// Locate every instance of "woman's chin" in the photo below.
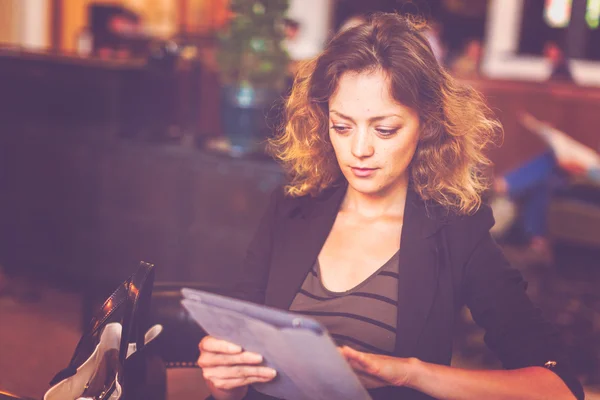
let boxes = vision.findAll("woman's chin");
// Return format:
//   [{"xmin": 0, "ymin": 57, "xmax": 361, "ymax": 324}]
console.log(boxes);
[{"xmin": 346, "ymin": 179, "xmax": 384, "ymax": 196}]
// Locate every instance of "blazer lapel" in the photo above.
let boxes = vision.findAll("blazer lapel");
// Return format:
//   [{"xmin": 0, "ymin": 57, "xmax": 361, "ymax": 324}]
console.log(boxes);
[
  {"xmin": 394, "ymin": 190, "xmax": 444, "ymax": 357},
  {"xmin": 265, "ymin": 185, "xmax": 346, "ymax": 310}
]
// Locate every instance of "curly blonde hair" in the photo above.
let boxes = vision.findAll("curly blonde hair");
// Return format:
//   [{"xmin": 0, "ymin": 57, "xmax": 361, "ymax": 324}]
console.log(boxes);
[{"xmin": 268, "ymin": 13, "xmax": 501, "ymax": 215}]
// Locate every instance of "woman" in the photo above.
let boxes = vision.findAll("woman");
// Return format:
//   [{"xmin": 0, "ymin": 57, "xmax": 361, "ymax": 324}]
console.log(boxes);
[{"xmin": 198, "ymin": 13, "xmax": 583, "ymax": 400}]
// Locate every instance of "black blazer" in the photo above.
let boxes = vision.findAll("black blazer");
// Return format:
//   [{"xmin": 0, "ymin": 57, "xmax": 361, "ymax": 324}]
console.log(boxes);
[{"xmin": 231, "ymin": 184, "xmax": 583, "ymax": 400}]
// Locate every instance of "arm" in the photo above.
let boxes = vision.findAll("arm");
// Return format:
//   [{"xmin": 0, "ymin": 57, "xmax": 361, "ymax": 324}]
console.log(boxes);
[
  {"xmin": 457, "ymin": 208, "xmax": 583, "ymax": 399},
  {"xmin": 408, "ymin": 360, "xmax": 575, "ymax": 400},
  {"xmin": 519, "ymin": 112, "xmax": 600, "ymax": 171},
  {"xmin": 341, "ymin": 347, "xmax": 576, "ymax": 400}
]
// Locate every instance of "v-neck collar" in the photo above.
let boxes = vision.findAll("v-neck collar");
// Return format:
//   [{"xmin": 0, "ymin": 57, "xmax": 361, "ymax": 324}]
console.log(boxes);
[{"xmin": 265, "ymin": 181, "xmax": 447, "ymax": 357}]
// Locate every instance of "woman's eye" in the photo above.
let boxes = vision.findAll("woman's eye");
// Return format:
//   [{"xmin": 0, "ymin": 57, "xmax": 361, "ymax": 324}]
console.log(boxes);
[
  {"xmin": 376, "ymin": 128, "xmax": 399, "ymax": 136},
  {"xmin": 331, "ymin": 125, "xmax": 350, "ymax": 134}
]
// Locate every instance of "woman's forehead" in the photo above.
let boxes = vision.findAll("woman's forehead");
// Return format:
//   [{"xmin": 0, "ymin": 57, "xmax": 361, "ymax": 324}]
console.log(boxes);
[{"xmin": 328, "ymin": 71, "xmax": 415, "ymax": 119}]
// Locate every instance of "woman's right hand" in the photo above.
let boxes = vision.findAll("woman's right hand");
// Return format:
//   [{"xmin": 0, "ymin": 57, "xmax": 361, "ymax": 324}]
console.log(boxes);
[{"xmin": 197, "ymin": 336, "xmax": 277, "ymax": 400}]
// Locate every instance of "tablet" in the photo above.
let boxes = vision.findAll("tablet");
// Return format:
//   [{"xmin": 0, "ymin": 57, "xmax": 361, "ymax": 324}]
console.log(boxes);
[{"xmin": 181, "ymin": 288, "xmax": 372, "ymax": 400}]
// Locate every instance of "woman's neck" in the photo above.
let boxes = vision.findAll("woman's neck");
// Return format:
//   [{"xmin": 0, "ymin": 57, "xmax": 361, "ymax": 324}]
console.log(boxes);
[{"xmin": 341, "ymin": 177, "xmax": 409, "ymax": 219}]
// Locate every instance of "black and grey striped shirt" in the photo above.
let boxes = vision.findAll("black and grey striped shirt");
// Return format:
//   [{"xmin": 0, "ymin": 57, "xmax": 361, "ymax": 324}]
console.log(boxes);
[{"xmin": 289, "ymin": 251, "xmax": 399, "ymax": 355}]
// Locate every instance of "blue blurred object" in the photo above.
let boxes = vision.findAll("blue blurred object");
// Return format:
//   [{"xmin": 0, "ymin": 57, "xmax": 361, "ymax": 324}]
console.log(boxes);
[
  {"xmin": 588, "ymin": 167, "xmax": 600, "ymax": 183},
  {"xmin": 504, "ymin": 151, "xmax": 566, "ymax": 238},
  {"xmin": 220, "ymin": 84, "xmax": 279, "ymax": 157}
]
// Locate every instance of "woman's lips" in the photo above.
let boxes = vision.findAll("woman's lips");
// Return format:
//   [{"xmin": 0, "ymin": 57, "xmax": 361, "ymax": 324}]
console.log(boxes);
[{"xmin": 351, "ymin": 167, "xmax": 377, "ymax": 178}]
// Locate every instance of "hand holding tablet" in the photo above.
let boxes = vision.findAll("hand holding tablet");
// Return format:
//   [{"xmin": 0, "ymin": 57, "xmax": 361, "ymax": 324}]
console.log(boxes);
[{"xmin": 181, "ymin": 288, "xmax": 372, "ymax": 400}]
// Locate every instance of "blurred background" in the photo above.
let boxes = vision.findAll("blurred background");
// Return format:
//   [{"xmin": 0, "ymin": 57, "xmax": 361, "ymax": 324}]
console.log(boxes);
[{"xmin": 0, "ymin": 0, "xmax": 599, "ymax": 399}]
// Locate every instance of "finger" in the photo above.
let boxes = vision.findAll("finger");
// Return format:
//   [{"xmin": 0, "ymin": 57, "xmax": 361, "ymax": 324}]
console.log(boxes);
[
  {"xmin": 198, "ymin": 351, "xmax": 263, "ymax": 368},
  {"xmin": 346, "ymin": 355, "xmax": 371, "ymax": 373},
  {"xmin": 340, "ymin": 345, "xmax": 361, "ymax": 357},
  {"xmin": 354, "ymin": 368, "xmax": 386, "ymax": 382},
  {"xmin": 209, "ymin": 374, "xmax": 276, "ymax": 390},
  {"xmin": 340, "ymin": 347, "xmax": 358, "ymax": 364},
  {"xmin": 355, "ymin": 371, "xmax": 388, "ymax": 389},
  {"xmin": 343, "ymin": 349, "xmax": 379, "ymax": 375},
  {"xmin": 347, "ymin": 358, "xmax": 389, "ymax": 389},
  {"xmin": 202, "ymin": 365, "xmax": 277, "ymax": 381},
  {"xmin": 199, "ymin": 336, "xmax": 242, "ymax": 354},
  {"xmin": 341, "ymin": 346, "xmax": 370, "ymax": 367}
]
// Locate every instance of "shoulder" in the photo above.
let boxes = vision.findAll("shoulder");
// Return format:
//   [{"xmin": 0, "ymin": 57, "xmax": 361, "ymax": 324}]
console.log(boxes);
[
  {"xmin": 433, "ymin": 202, "xmax": 496, "ymax": 256},
  {"xmin": 443, "ymin": 203, "xmax": 495, "ymax": 238},
  {"xmin": 266, "ymin": 186, "xmax": 303, "ymax": 218},
  {"xmin": 270, "ymin": 184, "xmax": 345, "ymax": 219},
  {"xmin": 433, "ymin": 204, "xmax": 505, "ymax": 291}
]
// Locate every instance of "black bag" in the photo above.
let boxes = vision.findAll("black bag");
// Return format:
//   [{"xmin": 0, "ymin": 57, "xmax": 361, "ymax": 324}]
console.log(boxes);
[
  {"xmin": 149, "ymin": 282, "xmax": 230, "ymax": 368},
  {"xmin": 44, "ymin": 261, "xmax": 166, "ymax": 400}
]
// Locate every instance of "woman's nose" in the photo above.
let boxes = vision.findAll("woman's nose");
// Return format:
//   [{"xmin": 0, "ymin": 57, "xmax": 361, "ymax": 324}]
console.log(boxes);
[{"xmin": 351, "ymin": 129, "xmax": 374, "ymax": 158}]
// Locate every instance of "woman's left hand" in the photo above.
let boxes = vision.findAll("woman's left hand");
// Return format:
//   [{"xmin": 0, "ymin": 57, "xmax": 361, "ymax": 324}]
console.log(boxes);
[{"xmin": 339, "ymin": 346, "xmax": 416, "ymax": 389}]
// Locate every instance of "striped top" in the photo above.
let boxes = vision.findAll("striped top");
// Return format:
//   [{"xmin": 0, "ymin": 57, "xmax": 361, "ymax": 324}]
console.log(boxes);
[{"xmin": 289, "ymin": 251, "xmax": 399, "ymax": 355}]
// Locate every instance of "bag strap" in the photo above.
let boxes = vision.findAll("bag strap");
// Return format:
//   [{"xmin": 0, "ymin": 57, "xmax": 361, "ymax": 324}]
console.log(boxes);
[
  {"xmin": 49, "ymin": 274, "xmax": 133, "ymax": 385},
  {"xmin": 48, "ymin": 262, "xmax": 155, "ymax": 386},
  {"xmin": 118, "ymin": 261, "xmax": 155, "ymax": 364}
]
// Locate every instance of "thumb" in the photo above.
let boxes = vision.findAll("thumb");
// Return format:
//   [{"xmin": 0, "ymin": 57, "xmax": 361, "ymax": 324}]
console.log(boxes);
[
  {"xmin": 341, "ymin": 347, "xmax": 373, "ymax": 369},
  {"xmin": 340, "ymin": 345, "xmax": 361, "ymax": 359}
]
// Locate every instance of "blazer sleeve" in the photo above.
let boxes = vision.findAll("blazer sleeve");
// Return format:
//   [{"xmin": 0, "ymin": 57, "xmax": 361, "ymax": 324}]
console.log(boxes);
[
  {"xmin": 231, "ymin": 187, "xmax": 281, "ymax": 304},
  {"xmin": 462, "ymin": 206, "xmax": 584, "ymax": 400}
]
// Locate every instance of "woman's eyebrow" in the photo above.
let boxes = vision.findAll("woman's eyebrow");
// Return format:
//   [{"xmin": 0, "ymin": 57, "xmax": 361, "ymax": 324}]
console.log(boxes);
[{"xmin": 330, "ymin": 110, "xmax": 402, "ymax": 123}]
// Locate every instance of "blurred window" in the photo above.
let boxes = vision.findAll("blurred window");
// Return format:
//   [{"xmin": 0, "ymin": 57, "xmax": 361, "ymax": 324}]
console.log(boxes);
[
  {"xmin": 587, "ymin": 0, "xmax": 600, "ymax": 29},
  {"xmin": 520, "ymin": 0, "xmax": 600, "ymax": 61},
  {"xmin": 544, "ymin": 0, "xmax": 572, "ymax": 28}
]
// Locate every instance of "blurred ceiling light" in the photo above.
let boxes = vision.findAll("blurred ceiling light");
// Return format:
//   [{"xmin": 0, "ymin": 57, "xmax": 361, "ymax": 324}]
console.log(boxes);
[
  {"xmin": 587, "ymin": 0, "xmax": 600, "ymax": 28},
  {"xmin": 544, "ymin": 0, "xmax": 573, "ymax": 28}
]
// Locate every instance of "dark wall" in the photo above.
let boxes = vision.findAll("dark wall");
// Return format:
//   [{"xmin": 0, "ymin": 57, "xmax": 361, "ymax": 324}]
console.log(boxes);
[{"xmin": 0, "ymin": 51, "xmax": 283, "ymax": 296}]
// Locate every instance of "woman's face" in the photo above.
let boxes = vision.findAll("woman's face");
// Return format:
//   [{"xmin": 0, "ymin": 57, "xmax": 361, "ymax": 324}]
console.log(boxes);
[{"xmin": 328, "ymin": 70, "xmax": 420, "ymax": 197}]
